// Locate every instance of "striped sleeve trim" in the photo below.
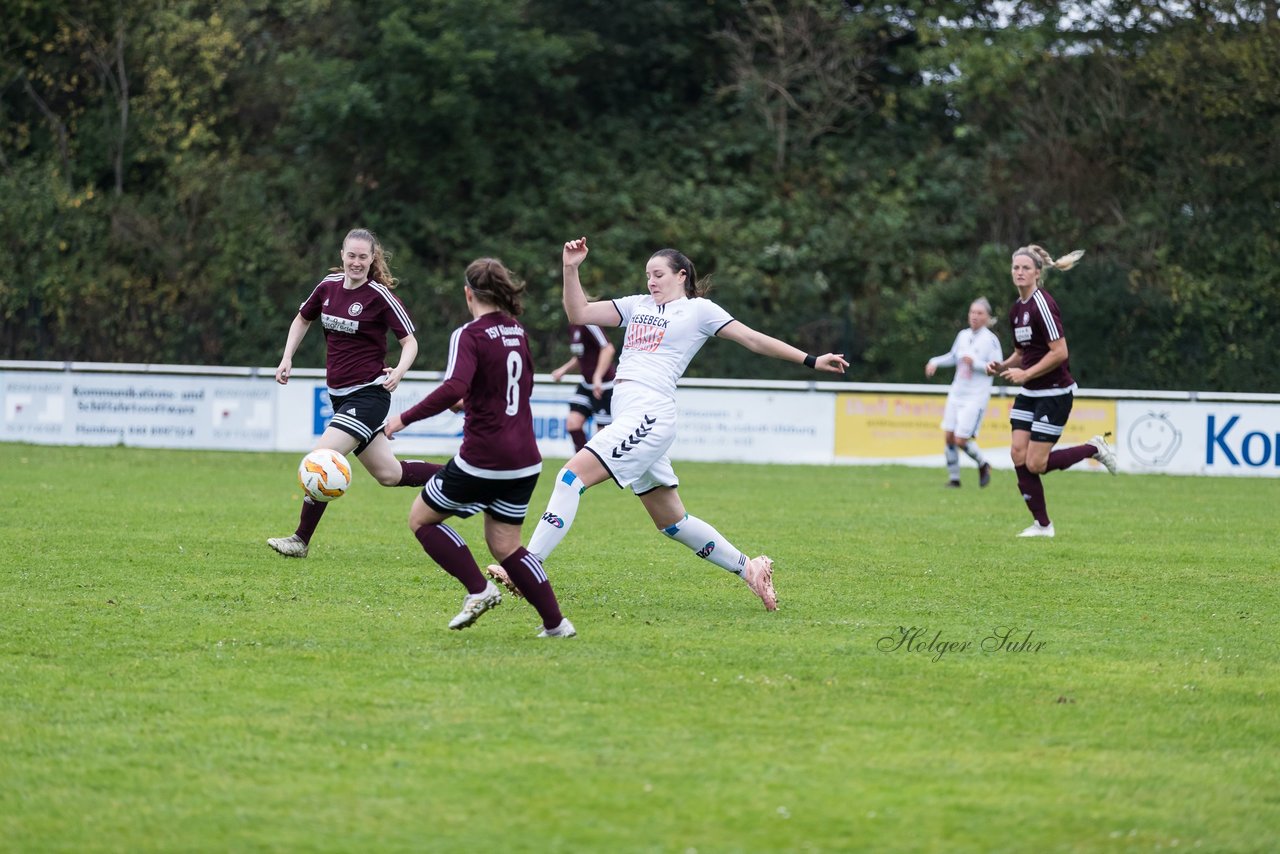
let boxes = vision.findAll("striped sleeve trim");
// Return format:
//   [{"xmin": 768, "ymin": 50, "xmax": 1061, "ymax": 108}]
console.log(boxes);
[
  {"xmin": 586, "ymin": 324, "xmax": 609, "ymax": 346},
  {"xmin": 370, "ymin": 281, "xmax": 416, "ymax": 334},
  {"xmin": 1032, "ymin": 289, "xmax": 1061, "ymax": 341},
  {"xmin": 299, "ymin": 275, "xmax": 341, "ymax": 313},
  {"xmin": 442, "ymin": 325, "xmax": 467, "ymax": 379}
]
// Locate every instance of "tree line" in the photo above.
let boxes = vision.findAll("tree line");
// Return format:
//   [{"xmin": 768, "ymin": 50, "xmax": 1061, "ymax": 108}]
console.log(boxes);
[{"xmin": 3, "ymin": 0, "xmax": 1277, "ymax": 391}]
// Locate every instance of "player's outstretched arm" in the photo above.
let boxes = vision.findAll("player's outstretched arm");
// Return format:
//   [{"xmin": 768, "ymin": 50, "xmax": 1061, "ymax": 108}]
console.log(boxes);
[
  {"xmin": 550, "ymin": 356, "xmax": 578, "ymax": 382},
  {"xmin": 562, "ymin": 236, "xmax": 622, "ymax": 327},
  {"xmin": 717, "ymin": 321, "xmax": 849, "ymax": 374}
]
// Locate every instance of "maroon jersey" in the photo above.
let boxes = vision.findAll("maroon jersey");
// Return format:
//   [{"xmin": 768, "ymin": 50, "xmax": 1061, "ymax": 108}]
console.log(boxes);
[
  {"xmin": 400, "ymin": 312, "xmax": 541, "ymax": 478},
  {"xmin": 569, "ymin": 324, "xmax": 616, "ymax": 384},
  {"xmin": 1009, "ymin": 287, "xmax": 1076, "ymax": 395},
  {"xmin": 298, "ymin": 273, "xmax": 416, "ymax": 393}
]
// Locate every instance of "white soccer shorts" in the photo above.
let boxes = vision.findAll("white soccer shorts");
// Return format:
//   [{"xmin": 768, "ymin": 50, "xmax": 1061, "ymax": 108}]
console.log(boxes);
[
  {"xmin": 585, "ymin": 382, "xmax": 679, "ymax": 494},
  {"xmin": 940, "ymin": 394, "xmax": 989, "ymax": 439}
]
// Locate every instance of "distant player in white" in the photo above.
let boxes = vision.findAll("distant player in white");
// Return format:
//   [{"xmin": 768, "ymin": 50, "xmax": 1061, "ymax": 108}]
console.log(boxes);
[
  {"xmin": 488, "ymin": 236, "xmax": 848, "ymax": 618},
  {"xmin": 925, "ymin": 297, "xmax": 1004, "ymax": 488}
]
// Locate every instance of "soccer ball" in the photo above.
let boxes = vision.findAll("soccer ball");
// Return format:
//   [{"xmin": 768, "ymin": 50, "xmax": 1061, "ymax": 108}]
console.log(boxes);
[{"xmin": 297, "ymin": 449, "xmax": 352, "ymax": 502}]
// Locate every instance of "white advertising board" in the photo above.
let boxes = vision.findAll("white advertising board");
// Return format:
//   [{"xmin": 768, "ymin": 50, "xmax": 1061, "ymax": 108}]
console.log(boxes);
[
  {"xmin": 667, "ymin": 387, "xmax": 835, "ymax": 464},
  {"xmin": 1117, "ymin": 400, "xmax": 1280, "ymax": 476},
  {"xmin": 1, "ymin": 371, "xmax": 275, "ymax": 450},
  {"xmin": 274, "ymin": 379, "xmax": 834, "ymax": 464},
  {"xmin": 5, "ymin": 365, "xmax": 1279, "ymax": 477}
]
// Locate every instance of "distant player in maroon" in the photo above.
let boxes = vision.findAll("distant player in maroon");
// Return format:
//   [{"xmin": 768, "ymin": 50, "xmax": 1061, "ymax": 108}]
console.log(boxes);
[
  {"xmin": 386, "ymin": 258, "xmax": 573, "ymax": 637},
  {"xmin": 1008, "ymin": 287, "xmax": 1075, "ymax": 393},
  {"xmin": 550, "ymin": 323, "xmax": 616, "ymax": 451},
  {"xmin": 986, "ymin": 244, "xmax": 1117, "ymax": 538},
  {"xmin": 267, "ymin": 228, "xmax": 440, "ymax": 559}
]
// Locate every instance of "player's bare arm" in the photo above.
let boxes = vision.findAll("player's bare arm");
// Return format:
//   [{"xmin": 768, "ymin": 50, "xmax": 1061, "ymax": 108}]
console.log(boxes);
[
  {"xmin": 275, "ymin": 314, "xmax": 313, "ymax": 384},
  {"xmin": 563, "ymin": 236, "xmax": 623, "ymax": 327},
  {"xmin": 593, "ymin": 343, "xmax": 616, "ymax": 396},
  {"xmin": 382, "ymin": 333, "xmax": 418, "ymax": 392},
  {"xmin": 716, "ymin": 321, "xmax": 849, "ymax": 374},
  {"xmin": 1001, "ymin": 337, "xmax": 1067, "ymax": 385},
  {"xmin": 987, "ymin": 348, "xmax": 1021, "ymax": 376},
  {"xmin": 551, "ymin": 356, "xmax": 578, "ymax": 382}
]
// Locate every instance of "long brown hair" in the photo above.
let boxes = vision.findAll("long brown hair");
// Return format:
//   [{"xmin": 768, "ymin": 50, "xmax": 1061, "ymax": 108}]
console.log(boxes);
[
  {"xmin": 333, "ymin": 228, "xmax": 397, "ymax": 288},
  {"xmin": 651, "ymin": 248, "xmax": 711, "ymax": 298},
  {"xmin": 464, "ymin": 257, "xmax": 526, "ymax": 316}
]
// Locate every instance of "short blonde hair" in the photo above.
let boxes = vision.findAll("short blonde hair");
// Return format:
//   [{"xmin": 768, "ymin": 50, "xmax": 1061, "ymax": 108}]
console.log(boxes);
[{"xmin": 971, "ymin": 296, "xmax": 997, "ymax": 328}]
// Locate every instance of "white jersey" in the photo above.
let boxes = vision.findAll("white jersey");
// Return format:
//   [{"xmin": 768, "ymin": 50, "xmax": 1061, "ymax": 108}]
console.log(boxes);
[
  {"xmin": 928, "ymin": 327, "xmax": 1003, "ymax": 398},
  {"xmin": 611, "ymin": 294, "xmax": 735, "ymax": 397}
]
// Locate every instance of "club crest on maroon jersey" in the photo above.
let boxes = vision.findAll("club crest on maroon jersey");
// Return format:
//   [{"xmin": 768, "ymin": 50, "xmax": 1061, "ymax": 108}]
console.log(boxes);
[{"xmin": 349, "ymin": 303, "xmax": 364, "ymax": 317}]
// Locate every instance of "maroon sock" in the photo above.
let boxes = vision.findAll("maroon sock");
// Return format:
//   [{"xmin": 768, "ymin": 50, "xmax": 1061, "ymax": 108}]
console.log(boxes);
[
  {"xmin": 1015, "ymin": 464, "xmax": 1051, "ymax": 526},
  {"xmin": 294, "ymin": 496, "xmax": 327, "ymax": 544},
  {"xmin": 398, "ymin": 460, "xmax": 442, "ymax": 487},
  {"xmin": 1045, "ymin": 443, "xmax": 1095, "ymax": 472},
  {"xmin": 501, "ymin": 547, "xmax": 564, "ymax": 629},
  {"xmin": 414, "ymin": 524, "xmax": 487, "ymax": 594},
  {"xmin": 569, "ymin": 429, "xmax": 587, "ymax": 452}
]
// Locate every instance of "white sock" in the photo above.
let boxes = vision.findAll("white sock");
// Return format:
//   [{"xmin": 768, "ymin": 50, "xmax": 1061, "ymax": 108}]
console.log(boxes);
[
  {"xmin": 527, "ymin": 468, "xmax": 584, "ymax": 561},
  {"xmin": 945, "ymin": 444, "xmax": 961, "ymax": 480},
  {"xmin": 963, "ymin": 439, "xmax": 987, "ymax": 466},
  {"xmin": 662, "ymin": 514, "xmax": 747, "ymax": 575}
]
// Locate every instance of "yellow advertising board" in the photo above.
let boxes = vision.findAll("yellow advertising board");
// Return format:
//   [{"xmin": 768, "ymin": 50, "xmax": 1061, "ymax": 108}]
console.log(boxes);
[{"xmin": 834, "ymin": 392, "xmax": 1116, "ymax": 462}]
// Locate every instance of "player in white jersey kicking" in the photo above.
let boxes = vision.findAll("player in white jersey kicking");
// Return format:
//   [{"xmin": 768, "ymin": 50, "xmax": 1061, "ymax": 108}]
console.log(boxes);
[
  {"xmin": 925, "ymin": 298, "xmax": 1004, "ymax": 488},
  {"xmin": 487, "ymin": 236, "xmax": 848, "ymax": 619}
]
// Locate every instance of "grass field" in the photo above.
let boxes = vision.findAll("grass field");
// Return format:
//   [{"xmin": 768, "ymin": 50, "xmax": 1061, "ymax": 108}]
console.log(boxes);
[{"xmin": 1, "ymin": 442, "xmax": 1277, "ymax": 853}]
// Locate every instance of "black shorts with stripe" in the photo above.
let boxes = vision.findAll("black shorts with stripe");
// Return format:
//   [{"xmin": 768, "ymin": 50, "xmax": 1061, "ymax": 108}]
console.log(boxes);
[
  {"xmin": 328, "ymin": 384, "xmax": 391, "ymax": 455},
  {"xmin": 567, "ymin": 381, "xmax": 614, "ymax": 425},
  {"xmin": 1010, "ymin": 392, "xmax": 1074, "ymax": 443},
  {"xmin": 421, "ymin": 459, "xmax": 540, "ymax": 525}
]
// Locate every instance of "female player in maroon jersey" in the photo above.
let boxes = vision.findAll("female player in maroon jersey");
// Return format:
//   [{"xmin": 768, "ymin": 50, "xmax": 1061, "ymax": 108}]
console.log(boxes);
[
  {"xmin": 267, "ymin": 228, "xmax": 439, "ymax": 558},
  {"xmin": 985, "ymin": 244, "xmax": 1117, "ymax": 538},
  {"xmin": 384, "ymin": 258, "xmax": 574, "ymax": 637},
  {"xmin": 549, "ymin": 323, "xmax": 616, "ymax": 451}
]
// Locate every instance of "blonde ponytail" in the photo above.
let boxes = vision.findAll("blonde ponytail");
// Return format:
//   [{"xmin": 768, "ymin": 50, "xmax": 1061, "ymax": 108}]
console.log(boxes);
[{"xmin": 1014, "ymin": 244, "xmax": 1085, "ymax": 275}]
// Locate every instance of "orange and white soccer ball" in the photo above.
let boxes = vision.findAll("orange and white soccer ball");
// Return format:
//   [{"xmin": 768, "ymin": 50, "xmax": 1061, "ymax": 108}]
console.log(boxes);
[{"xmin": 297, "ymin": 449, "xmax": 352, "ymax": 502}]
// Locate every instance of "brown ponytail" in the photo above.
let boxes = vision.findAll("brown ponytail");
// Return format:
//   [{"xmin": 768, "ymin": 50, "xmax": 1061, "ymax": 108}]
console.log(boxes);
[{"xmin": 464, "ymin": 257, "xmax": 526, "ymax": 316}]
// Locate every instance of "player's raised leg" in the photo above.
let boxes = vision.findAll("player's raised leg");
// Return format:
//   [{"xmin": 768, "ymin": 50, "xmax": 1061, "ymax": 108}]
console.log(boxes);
[{"xmin": 640, "ymin": 485, "xmax": 776, "ymax": 611}]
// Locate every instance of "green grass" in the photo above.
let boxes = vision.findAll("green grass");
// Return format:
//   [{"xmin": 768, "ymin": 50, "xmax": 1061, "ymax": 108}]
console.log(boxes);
[{"xmin": 1, "ymin": 443, "xmax": 1277, "ymax": 853}]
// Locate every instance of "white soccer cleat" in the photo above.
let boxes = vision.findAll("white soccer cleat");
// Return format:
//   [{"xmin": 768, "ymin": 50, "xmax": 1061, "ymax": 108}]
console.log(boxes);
[
  {"xmin": 485, "ymin": 563, "xmax": 524, "ymax": 599},
  {"xmin": 537, "ymin": 618, "xmax": 577, "ymax": 638},
  {"xmin": 267, "ymin": 534, "xmax": 309, "ymax": 558},
  {"xmin": 744, "ymin": 555, "xmax": 777, "ymax": 611},
  {"xmin": 448, "ymin": 581, "xmax": 502, "ymax": 630},
  {"xmin": 1017, "ymin": 522, "xmax": 1055, "ymax": 538},
  {"xmin": 1088, "ymin": 433, "xmax": 1118, "ymax": 475}
]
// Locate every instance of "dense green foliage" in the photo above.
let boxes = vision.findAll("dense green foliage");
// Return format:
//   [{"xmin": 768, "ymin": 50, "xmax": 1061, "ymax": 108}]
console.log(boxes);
[
  {"xmin": 2, "ymin": 444, "xmax": 1278, "ymax": 850},
  {"xmin": 3, "ymin": 1, "xmax": 1278, "ymax": 389}
]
